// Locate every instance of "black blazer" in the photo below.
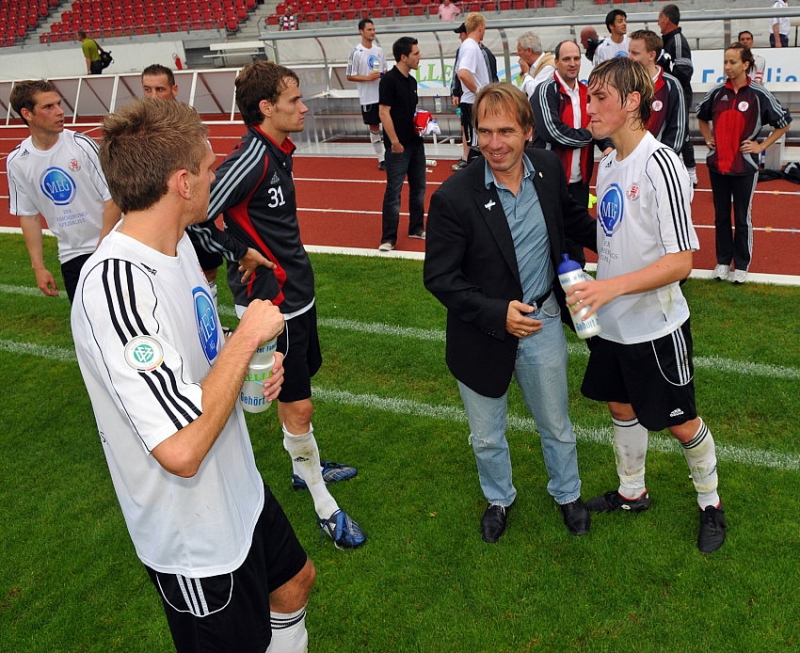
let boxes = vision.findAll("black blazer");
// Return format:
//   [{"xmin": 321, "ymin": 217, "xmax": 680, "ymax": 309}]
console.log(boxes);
[{"xmin": 423, "ymin": 148, "xmax": 597, "ymax": 398}]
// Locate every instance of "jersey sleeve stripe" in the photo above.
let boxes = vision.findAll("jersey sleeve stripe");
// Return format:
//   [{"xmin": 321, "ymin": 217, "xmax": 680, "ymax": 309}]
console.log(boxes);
[
  {"xmin": 207, "ymin": 139, "xmax": 267, "ymax": 220},
  {"xmin": 649, "ymin": 148, "xmax": 694, "ymax": 251}
]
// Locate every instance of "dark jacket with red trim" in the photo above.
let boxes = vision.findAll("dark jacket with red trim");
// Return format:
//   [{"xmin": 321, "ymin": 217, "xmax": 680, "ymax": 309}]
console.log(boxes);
[
  {"xmin": 204, "ymin": 125, "xmax": 314, "ymax": 313},
  {"xmin": 530, "ymin": 73, "xmax": 610, "ymax": 187},
  {"xmin": 648, "ymin": 66, "xmax": 687, "ymax": 152},
  {"xmin": 697, "ymin": 78, "xmax": 792, "ymax": 175}
]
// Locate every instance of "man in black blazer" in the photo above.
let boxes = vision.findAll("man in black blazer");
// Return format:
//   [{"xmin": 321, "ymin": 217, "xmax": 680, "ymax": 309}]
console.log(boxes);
[{"xmin": 424, "ymin": 83, "xmax": 596, "ymax": 543}]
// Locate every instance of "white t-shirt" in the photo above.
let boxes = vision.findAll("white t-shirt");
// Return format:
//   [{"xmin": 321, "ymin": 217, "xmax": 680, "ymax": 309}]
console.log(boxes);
[
  {"xmin": 6, "ymin": 129, "xmax": 111, "ymax": 264},
  {"xmin": 457, "ymin": 37, "xmax": 491, "ymax": 104},
  {"xmin": 593, "ymin": 35, "xmax": 631, "ymax": 66},
  {"xmin": 347, "ymin": 42, "xmax": 386, "ymax": 106},
  {"xmin": 772, "ymin": 0, "xmax": 790, "ymax": 36},
  {"xmin": 594, "ymin": 132, "xmax": 699, "ymax": 344},
  {"xmin": 520, "ymin": 57, "xmax": 555, "ymax": 99},
  {"xmin": 71, "ymin": 229, "xmax": 264, "ymax": 578}
]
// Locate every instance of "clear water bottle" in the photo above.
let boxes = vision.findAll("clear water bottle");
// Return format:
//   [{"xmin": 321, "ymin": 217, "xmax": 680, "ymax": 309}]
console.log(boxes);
[
  {"xmin": 557, "ymin": 254, "xmax": 601, "ymax": 339},
  {"xmin": 239, "ymin": 337, "xmax": 277, "ymax": 413},
  {"xmin": 434, "ymin": 94, "xmax": 442, "ymax": 113},
  {"xmin": 425, "ymin": 159, "xmax": 438, "ymax": 167}
]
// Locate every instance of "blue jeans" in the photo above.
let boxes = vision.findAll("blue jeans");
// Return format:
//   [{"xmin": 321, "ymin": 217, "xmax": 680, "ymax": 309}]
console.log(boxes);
[
  {"xmin": 457, "ymin": 293, "xmax": 582, "ymax": 507},
  {"xmin": 381, "ymin": 141, "xmax": 426, "ymax": 244}
]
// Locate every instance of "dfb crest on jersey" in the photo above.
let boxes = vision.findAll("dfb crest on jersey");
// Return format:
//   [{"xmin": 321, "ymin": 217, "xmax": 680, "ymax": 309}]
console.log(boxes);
[
  {"xmin": 39, "ymin": 167, "xmax": 76, "ymax": 206},
  {"xmin": 193, "ymin": 286, "xmax": 220, "ymax": 364},
  {"xmin": 598, "ymin": 183, "xmax": 624, "ymax": 237}
]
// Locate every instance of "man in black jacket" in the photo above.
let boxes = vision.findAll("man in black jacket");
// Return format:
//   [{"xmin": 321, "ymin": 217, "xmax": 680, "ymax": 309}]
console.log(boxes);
[
  {"xmin": 424, "ymin": 83, "xmax": 596, "ymax": 544},
  {"xmin": 658, "ymin": 3, "xmax": 697, "ymax": 186}
]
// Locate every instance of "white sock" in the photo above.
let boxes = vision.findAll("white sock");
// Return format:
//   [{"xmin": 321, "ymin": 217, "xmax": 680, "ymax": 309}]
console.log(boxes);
[
  {"xmin": 612, "ymin": 417, "xmax": 648, "ymax": 499},
  {"xmin": 369, "ymin": 130, "xmax": 383, "ymax": 159},
  {"xmin": 283, "ymin": 424, "xmax": 339, "ymax": 519},
  {"xmin": 265, "ymin": 606, "xmax": 308, "ymax": 653},
  {"xmin": 681, "ymin": 419, "xmax": 720, "ymax": 509}
]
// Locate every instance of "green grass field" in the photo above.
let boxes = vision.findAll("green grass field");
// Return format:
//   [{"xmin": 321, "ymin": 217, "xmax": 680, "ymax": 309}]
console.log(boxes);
[{"xmin": 2, "ymin": 232, "xmax": 800, "ymax": 652}]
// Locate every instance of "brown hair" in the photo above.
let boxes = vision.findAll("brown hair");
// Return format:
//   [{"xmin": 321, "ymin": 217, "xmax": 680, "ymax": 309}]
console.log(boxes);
[
  {"xmin": 725, "ymin": 42, "xmax": 754, "ymax": 74},
  {"xmin": 588, "ymin": 58, "xmax": 654, "ymax": 130},
  {"xmin": 234, "ymin": 61, "xmax": 299, "ymax": 127},
  {"xmin": 100, "ymin": 99, "xmax": 208, "ymax": 213},
  {"xmin": 629, "ymin": 29, "xmax": 663, "ymax": 55},
  {"xmin": 473, "ymin": 82, "xmax": 534, "ymax": 134},
  {"xmin": 10, "ymin": 79, "xmax": 58, "ymax": 125}
]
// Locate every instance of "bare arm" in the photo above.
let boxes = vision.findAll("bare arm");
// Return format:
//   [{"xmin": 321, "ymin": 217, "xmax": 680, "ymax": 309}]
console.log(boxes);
[
  {"xmin": 744, "ymin": 123, "xmax": 791, "ymax": 154},
  {"xmin": 346, "ymin": 72, "xmax": 380, "ymax": 83},
  {"xmin": 150, "ymin": 299, "xmax": 285, "ymax": 477},
  {"xmin": 19, "ymin": 214, "xmax": 59, "ymax": 297},
  {"xmin": 379, "ymin": 104, "xmax": 402, "ymax": 153},
  {"xmin": 698, "ymin": 119, "xmax": 714, "ymax": 149},
  {"xmin": 457, "ymin": 69, "xmax": 477, "ymax": 94},
  {"xmin": 566, "ymin": 250, "xmax": 693, "ymax": 319}
]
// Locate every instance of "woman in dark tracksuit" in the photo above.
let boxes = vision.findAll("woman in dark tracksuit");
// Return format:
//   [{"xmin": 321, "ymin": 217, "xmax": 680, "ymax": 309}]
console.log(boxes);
[{"xmin": 697, "ymin": 43, "xmax": 791, "ymax": 285}]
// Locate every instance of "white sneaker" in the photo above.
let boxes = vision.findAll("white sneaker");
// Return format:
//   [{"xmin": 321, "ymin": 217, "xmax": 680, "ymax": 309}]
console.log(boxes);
[
  {"xmin": 732, "ymin": 269, "xmax": 748, "ymax": 284},
  {"xmin": 409, "ymin": 231, "xmax": 426, "ymax": 240},
  {"xmin": 378, "ymin": 242, "xmax": 394, "ymax": 252},
  {"xmin": 688, "ymin": 167, "xmax": 698, "ymax": 188},
  {"xmin": 712, "ymin": 264, "xmax": 730, "ymax": 281}
]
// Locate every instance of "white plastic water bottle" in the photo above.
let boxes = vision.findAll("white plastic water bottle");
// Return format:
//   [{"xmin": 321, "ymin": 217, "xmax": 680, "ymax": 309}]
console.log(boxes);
[
  {"xmin": 434, "ymin": 94, "xmax": 442, "ymax": 113},
  {"xmin": 425, "ymin": 159, "xmax": 438, "ymax": 167},
  {"xmin": 557, "ymin": 254, "xmax": 601, "ymax": 339},
  {"xmin": 239, "ymin": 337, "xmax": 277, "ymax": 413}
]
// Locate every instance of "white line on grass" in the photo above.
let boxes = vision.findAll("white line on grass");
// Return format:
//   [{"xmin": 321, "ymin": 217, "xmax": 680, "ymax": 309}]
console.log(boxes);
[{"xmin": 3, "ymin": 334, "xmax": 795, "ymax": 472}]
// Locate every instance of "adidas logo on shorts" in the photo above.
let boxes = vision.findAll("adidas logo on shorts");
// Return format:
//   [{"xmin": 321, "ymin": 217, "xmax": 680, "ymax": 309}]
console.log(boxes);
[{"xmin": 669, "ymin": 408, "xmax": 685, "ymax": 418}]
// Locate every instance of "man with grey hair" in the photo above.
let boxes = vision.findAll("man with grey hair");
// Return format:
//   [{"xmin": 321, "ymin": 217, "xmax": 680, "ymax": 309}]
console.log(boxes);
[{"xmin": 516, "ymin": 32, "xmax": 555, "ymax": 99}]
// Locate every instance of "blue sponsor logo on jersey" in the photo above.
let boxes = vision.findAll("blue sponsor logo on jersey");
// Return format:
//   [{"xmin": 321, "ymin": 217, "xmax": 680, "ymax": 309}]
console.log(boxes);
[
  {"xmin": 598, "ymin": 183, "xmax": 624, "ymax": 237},
  {"xmin": 194, "ymin": 286, "xmax": 220, "ymax": 363},
  {"xmin": 39, "ymin": 167, "xmax": 76, "ymax": 206}
]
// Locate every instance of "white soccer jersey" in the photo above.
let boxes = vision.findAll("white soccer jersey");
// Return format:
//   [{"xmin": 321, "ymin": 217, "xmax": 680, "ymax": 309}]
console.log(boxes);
[
  {"xmin": 457, "ymin": 38, "xmax": 491, "ymax": 104},
  {"xmin": 6, "ymin": 129, "xmax": 112, "ymax": 264},
  {"xmin": 594, "ymin": 132, "xmax": 699, "ymax": 345},
  {"xmin": 71, "ymin": 229, "xmax": 264, "ymax": 578},
  {"xmin": 593, "ymin": 36, "xmax": 631, "ymax": 66},
  {"xmin": 347, "ymin": 43, "xmax": 386, "ymax": 106}
]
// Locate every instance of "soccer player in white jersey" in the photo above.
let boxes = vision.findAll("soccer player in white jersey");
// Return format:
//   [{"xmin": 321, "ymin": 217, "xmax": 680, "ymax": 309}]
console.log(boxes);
[
  {"xmin": 346, "ymin": 18, "xmax": 387, "ymax": 170},
  {"xmin": 567, "ymin": 58, "xmax": 727, "ymax": 553},
  {"xmin": 71, "ymin": 99, "xmax": 315, "ymax": 652},
  {"xmin": 7, "ymin": 79, "xmax": 121, "ymax": 301}
]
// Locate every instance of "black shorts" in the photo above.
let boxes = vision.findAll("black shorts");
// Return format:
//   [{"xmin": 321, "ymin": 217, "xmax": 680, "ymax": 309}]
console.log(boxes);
[
  {"xmin": 145, "ymin": 484, "xmax": 308, "ymax": 653},
  {"xmin": 361, "ymin": 102, "xmax": 380, "ymax": 126},
  {"xmin": 581, "ymin": 320, "xmax": 698, "ymax": 432},
  {"xmin": 278, "ymin": 305, "xmax": 322, "ymax": 403},
  {"xmin": 62, "ymin": 253, "xmax": 92, "ymax": 303},
  {"xmin": 459, "ymin": 102, "xmax": 474, "ymax": 146},
  {"xmin": 188, "ymin": 229, "xmax": 223, "ymax": 273}
]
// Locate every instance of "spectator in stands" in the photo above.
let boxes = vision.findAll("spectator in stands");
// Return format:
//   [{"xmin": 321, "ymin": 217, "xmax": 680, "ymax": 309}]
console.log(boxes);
[
  {"xmin": 6, "ymin": 80, "xmax": 121, "ymax": 301},
  {"xmin": 580, "ymin": 26, "xmax": 601, "ymax": 63},
  {"xmin": 658, "ymin": 4, "xmax": 697, "ymax": 187},
  {"xmin": 531, "ymin": 40, "xmax": 611, "ymax": 266},
  {"xmin": 456, "ymin": 13, "xmax": 492, "ymax": 167},
  {"xmin": 279, "ymin": 4, "xmax": 298, "ymax": 31},
  {"xmin": 438, "ymin": 0, "xmax": 461, "ymax": 23},
  {"xmin": 593, "ymin": 9, "xmax": 629, "ymax": 66},
  {"xmin": 78, "ymin": 30, "xmax": 102, "ymax": 75},
  {"xmin": 378, "ymin": 37, "xmax": 426, "ymax": 251},
  {"xmin": 770, "ymin": 0, "xmax": 789, "ymax": 48},
  {"xmin": 516, "ymin": 32, "xmax": 555, "ymax": 99},
  {"xmin": 739, "ymin": 31, "xmax": 767, "ymax": 84},
  {"xmin": 346, "ymin": 19, "xmax": 388, "ymax": 170},
  {"xmin": 628, "ymin": 30, "xmax": 687, "ymax": 153}
]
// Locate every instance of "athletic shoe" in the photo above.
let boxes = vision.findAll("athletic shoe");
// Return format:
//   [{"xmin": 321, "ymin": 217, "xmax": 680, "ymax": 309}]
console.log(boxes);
[
  {"xmin": 378, "ymin": 160, "xmax": 386, "ymax": 171},
  {"xmin": 318, "ymin": 509, "xmax": 366, "ymax": 549},
  {"xmin": 409, "ymin": 231, "xmax": 426, "ymax": 240},
  {"xmin": 697, "ymin": 504, "xmax": 726, "ymax": 553},
  {"xmin": 378, "ymin": 242, "xmax": 394, "ymax": 252},
  {"xmin": 291, "ymin": 461, "xmax": 358, "ymax": 490},
  {"xmin": 732, "ymin": 269, "xmax": 748, "ymax": 285},
  {"xmin": 687, "ymin": 166, "xmax": 698, "ymax": 188},
  {"xmin": 451, "ymin": 158, "xmax": 468, "ymax": 171},
  {"xmin": 712, "ymin": 264, "xmax": 730, "ymax": 281},
  {"xmin": 585, "ymin": 490, "xmax": 651, "ymax": 513}
]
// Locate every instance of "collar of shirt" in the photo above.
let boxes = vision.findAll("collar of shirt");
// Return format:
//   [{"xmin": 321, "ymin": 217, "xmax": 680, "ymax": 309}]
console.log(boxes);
[{"xmin": 483, "ymin": 153, "xmax": 535, "ymax": 192}]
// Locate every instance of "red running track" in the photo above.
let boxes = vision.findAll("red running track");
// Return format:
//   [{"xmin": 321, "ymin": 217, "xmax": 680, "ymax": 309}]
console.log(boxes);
[{"xmin": 1, "ymin": 123, "xmax": 798, "ymax": 276}]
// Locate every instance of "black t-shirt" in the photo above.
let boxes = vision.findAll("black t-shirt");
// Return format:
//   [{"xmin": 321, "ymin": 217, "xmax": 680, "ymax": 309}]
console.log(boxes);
[{"xmin": 379, "ymin": 66, "xmax": 422, "ymax": 148}]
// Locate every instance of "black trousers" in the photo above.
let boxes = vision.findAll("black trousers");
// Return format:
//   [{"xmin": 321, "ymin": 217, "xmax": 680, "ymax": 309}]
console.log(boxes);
[{"xmin": 708, "ymin": 169, "xmax": 757, "ymax": 271}]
